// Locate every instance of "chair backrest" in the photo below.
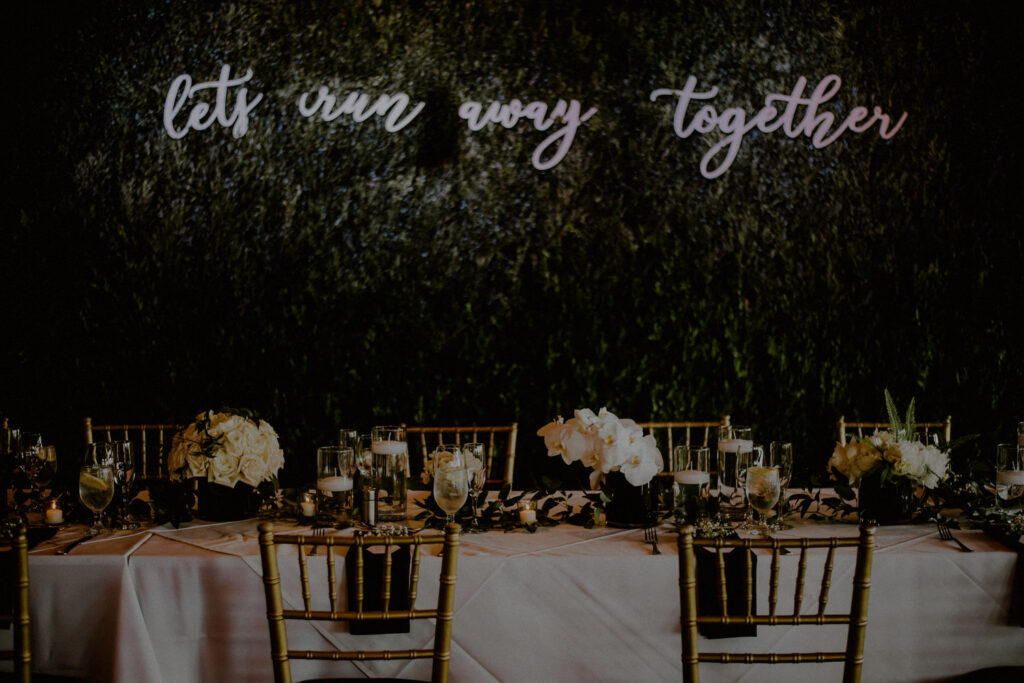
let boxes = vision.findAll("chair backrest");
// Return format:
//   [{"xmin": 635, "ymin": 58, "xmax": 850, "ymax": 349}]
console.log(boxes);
[
  {"xmin": 678, "ymin": 523, "xmax": 876, "ymax": 683},
  {"xmin": 258, "ymin": 522, "xmax": 460, "ymax": 683},
  {"xmin": 404, "ymin": 424, "xmax": 518, "ymax": 488},
  {"xmin": 0, "ymin": 522, "xmax": 31, "ymax": 683},
  {"xmin": 639, "ymin": 416, "xmax": 730, "ymax": 454},
  {"xmin": 84, "ymin": 417, "xmax": 184, "ymax": 479},
  {"xmin": 837, "ymin": 415, "xmax": 951, "ymax": 445}
]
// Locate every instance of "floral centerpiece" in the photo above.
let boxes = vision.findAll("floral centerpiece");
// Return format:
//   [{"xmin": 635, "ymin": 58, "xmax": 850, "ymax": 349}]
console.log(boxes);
[
  {"xmin": 828, "ymin": 390, "xmax": 950, "ymax": 523},
  {"xmin": 168, "ymin": 408, "xmax": 285, "ymax": 521},
  {"xmin": 538, "ymin": 408, "xmax": 663, "ymax": 526}
]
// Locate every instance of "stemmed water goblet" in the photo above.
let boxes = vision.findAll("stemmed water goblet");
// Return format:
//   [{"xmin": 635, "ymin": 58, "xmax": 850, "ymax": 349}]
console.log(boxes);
[
  {"xmin": 994, "ymin": 443, "xmax": 1024, "ymax": 518},
  {"xmin": 432, "ymin": 447, "xmax": 467, "ymax": 527},
  {"xmin": 112, "ymin": 441, "xmax": 139, "ymax": 529},
  {"xmin": 746, "ymin": 464, "xmax": 781, "ymax": 538},
  {"xmin": 462, "ymin": 442, "xmax": 486, "ymax": 533},
  {"xmin": 769, "ymin": 441, "xmax": 794, "ymax": 530},
  {"xmin": 79, "ymin": 463, "xmax": 115, "ymax": 536}
]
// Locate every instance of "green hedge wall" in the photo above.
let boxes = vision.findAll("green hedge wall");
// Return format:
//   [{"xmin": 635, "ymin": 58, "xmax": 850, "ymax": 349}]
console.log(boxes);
[{"xmin": 4, "ymin": 0, "xmax": 1022, "ymax": 486}]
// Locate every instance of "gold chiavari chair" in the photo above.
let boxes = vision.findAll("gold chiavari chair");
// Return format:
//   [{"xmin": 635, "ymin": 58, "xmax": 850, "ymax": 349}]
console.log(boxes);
[
  {"xmin": 837, "ymin": 415, "xmax": 951, "ymax": 445},
  {"xmin": 0, "ymin": 523, "xmax": 30, "ymax": 683},
  {"xmin": 258, "ymin": 522, "xmax": 460, "ymax": 683},
  {"xmin": 404, "ymin": 424, "xmax": 518, "ymax": 488},
  {"xmin": 678, "ymin": 523, "xmax": 877, "ymax": 683},
  {"xmin": 84, "ymin": 417, "xmax": 183, "ymax": 479},
  {"xmin": 639, "ymin": 416, "xmax": 730, "ymax": 454}
]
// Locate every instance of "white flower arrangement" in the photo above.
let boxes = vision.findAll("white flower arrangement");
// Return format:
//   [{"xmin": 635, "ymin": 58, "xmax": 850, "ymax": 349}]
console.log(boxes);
[
  {"xmin": 167, "ymin": 409, "xmax": 285, "ymax": 488},
  {"xmin": 828, "ymin": 391, "xmax": 949, "ymax": 490},
  {"xmin": 537, "ymin": 407, "xmax": 663, "ymax": 488}
]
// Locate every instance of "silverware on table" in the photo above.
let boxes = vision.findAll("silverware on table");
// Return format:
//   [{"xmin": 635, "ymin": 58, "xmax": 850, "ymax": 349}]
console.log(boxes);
[
  {"xmin": 56, "ymin": 534, "xmax": 95, "ymax": 555},
  {"xmin": 643, "ymin": 525, "xmax": 662, "ymax": 555},
  {"xmin": 309, "ymin": 526, "xmax": 327, "ymax": 555},
  {"xmin": 936, "ymin": 520, "xmax": 973, "ymax": 552}
]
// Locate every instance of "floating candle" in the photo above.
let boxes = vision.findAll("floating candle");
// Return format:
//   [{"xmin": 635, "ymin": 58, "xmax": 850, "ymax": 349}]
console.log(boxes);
[
  {"xmin": 674, "ymin": 469, "xmax": 711, "ymax": 485},
  {"xmin": 318, "ymin": 475, "xmax": 354, "ymax": 492}
]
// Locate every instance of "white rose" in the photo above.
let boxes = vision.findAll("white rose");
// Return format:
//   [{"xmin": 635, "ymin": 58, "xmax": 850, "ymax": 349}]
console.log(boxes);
[
  {"xmin": 888, "ymin": 441, "xmax": 928, "ymax": 481},
  {"xmin": 208, "ymin": 449, "xmax": 241, "ymax": 487},
  {"xmin": 238, "ymin": 452, "xmax": 269, "ymax": 487}
]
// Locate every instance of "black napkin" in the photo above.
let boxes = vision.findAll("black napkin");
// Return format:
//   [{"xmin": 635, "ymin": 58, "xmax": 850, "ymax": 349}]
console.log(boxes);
[
  {"xmin": 982, "ymin": 523, "xmax": 1024, "ymax": 627},
  {"xmin": 345, "ymin": 545, "xmax": 411, "ymax": 635},
  {"xmin": 695, "ymin": 543, "xmax": 758, "ymax": 638}
]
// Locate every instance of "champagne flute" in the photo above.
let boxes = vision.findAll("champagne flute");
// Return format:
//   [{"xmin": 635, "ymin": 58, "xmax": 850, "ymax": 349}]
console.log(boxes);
[
  {"xmin": 433, "ymin": 456, "xmax": 468, "ymax": 526},
  {"xmin": 462, "ymin": 442, "xmax": 486, "ymax": 533},
  {"xmin": 769, "ymin": 441, "xmax": 794, "ymax": 530},
  {"xmin": 716, "ymin": 425, "xmax": 752, "ymax": 520},
  {"xmin": 995, "ymin": 443, "xmax": 1024, "ymax": 518},
  {"xmin": 112, "ymin": 441, "xmax": 139, "ymax": 529},
  {"xmin": 79, "ymin": 464, "xmax": 115, "ymax": 536},
  {"xmin": 746, "ymin": 465, "xmax": 781, "ymax": 538},
  {"xmin": 735, "ymin": 444, "xmax": 764, "ymax": 531}
]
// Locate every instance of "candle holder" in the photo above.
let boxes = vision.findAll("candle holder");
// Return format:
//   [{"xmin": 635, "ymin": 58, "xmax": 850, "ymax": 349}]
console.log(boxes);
[
  {"xmin": 518, "ymin": 501, "xmax": 538, "ymax": 532},
  {"xmin": 45, "ymin": 498, "xmax": 65, "ymax": 526},
  {"xmin": 299, "ymin": 491, "xmax": 316, "ymax": 520}
]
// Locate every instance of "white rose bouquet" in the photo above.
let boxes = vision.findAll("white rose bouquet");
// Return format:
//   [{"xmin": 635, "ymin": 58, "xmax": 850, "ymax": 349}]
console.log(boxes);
[
  {"xmin": 537, "ymin": 407, "xmax": 663, "ymax": 489},
  {"xmin": 828, "ymin": 390, "xmax": 949, "ymax": 490},
  {"xmin": 168, "ymin": 409, "xmax": 285, "ymax": 488}
]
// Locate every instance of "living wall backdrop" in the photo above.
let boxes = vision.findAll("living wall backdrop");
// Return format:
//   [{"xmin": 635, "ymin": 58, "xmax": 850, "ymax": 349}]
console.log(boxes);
[{"xmin": 4, "ymin": 0, "xmax": 1022, "ymax": 486}]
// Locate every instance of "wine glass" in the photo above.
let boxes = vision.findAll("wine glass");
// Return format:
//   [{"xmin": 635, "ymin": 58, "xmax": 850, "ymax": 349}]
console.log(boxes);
[
  {"xmin": 995, "ymin": 443, "xmax": 1024, "ymax": 518},
  {"xmin": 86, "ymin": 441, "xmax": 116, "ymax": 467},
  {"xmin": 746, "ymin": 465, "xmax": 781, "ymax": 538},
  {"xmin": 735, "ymin": 444, "xmax": 764, "ymax": 531},
  {"xmin": 462, "ymin": 442, "xmax": 486, "ymax": 533},
  {"xmin": 79, "ymin": 464, "xmax": 115, "ymax": 536},
  {"xmin": 432, "ymin": 447, "xmax": 467, "ymax": 526},
  {"xmin": 112, "ymin": 441, "xmax": 139, "ymax": 530},
  {"xmin": 769, "ymin": 441, "xmax": 794, "ymax": 530}
]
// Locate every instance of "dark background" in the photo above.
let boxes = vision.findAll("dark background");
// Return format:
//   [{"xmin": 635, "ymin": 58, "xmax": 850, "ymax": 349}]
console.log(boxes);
[{"xmin": 3, "ymin": 0, "xmax": 1022, "ymax": 488}]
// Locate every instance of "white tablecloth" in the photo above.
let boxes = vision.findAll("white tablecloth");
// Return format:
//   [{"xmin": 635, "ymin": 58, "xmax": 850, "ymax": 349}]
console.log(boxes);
[{"xmin": 11, "ymin": 496, "xmax": 1024, "ymax": 683}]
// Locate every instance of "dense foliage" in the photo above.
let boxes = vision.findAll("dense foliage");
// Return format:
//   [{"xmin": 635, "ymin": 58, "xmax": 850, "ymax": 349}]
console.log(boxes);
[{"xmin": 4, "ymin": 0, "xmax": 1022, "ymax": 487}]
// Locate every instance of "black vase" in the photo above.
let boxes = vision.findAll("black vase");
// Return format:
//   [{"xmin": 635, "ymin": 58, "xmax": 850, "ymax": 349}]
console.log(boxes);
[
  {"xmin": 858, "ymin": 474, "xmax": 917, "ymax": 525},
  {"xmin": 195, "ymin": 480, "xmax": 259, "ymax": 522},
  {"xmin": 604, "ymin": 471, "xmax": 654, "ymax": 527}
]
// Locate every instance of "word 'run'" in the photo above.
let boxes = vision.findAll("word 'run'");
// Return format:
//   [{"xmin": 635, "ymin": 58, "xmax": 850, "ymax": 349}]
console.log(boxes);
[
  {"xmin": 650, "ymin": 74, "xmax": 908, "ymax": 178},
  {"xmin": 162, "ymin": 65, "xmax": 908, "ymax": 178}
]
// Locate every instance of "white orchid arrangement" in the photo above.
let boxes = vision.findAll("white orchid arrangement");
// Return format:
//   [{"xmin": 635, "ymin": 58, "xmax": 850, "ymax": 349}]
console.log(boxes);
[
  {"xmin": 537, "ymin": 408, "xmax": 663, "ymax": 488},
  {"xmin": 828, "ymin": 390, "xmax": 949, "ymax": 490},
  {"xmin": 168, "ymin": 409, "xmax": 285, "ymax": 488}
]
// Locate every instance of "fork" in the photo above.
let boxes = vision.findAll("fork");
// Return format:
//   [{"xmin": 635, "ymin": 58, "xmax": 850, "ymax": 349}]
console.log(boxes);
[
  {"xmin": 936, "ymin": 520, "xmax": 973, "ymax": 552},
  {"xmin": 643, "ymin": 524, "xmax": 662, "ymax": 555},
  {"xmin": 309, "ymin": 526, "xmax": 327, "ymax": 555}
]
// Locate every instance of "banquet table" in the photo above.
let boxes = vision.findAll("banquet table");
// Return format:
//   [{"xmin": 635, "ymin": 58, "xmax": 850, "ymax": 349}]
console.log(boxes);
[{"xmin": 6, "ymin": 494, "xmax": 1024, "ymax": 683}]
